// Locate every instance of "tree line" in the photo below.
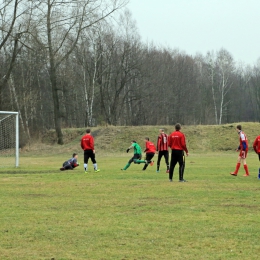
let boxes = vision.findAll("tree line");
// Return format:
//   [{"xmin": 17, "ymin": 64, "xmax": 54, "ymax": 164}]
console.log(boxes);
[{"xmin": 1, "ymin": 0, "xmax": 260, "ymax": 145}]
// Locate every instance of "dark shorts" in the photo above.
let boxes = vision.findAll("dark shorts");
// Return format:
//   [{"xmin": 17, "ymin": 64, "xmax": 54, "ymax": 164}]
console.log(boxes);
[
  {"xmin": 84, "ymin": 149, "xmax": 96, "ymax": 164},
  {"xmin": 145, "ymin": 152, "xmax": 155, "ymax": 162},
  {"xmin": 157, "ymin": 150, "xmax": 169, "ymax": 164},
  {"xmin": 129, "ymin": 154, "xmax": 142, "ymax": 164}
]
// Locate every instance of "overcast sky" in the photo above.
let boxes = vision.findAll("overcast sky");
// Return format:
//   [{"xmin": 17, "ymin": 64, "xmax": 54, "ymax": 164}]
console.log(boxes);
[{"xmin": 127, "ymin": 0, "xmax": 260, "ymax": 65}]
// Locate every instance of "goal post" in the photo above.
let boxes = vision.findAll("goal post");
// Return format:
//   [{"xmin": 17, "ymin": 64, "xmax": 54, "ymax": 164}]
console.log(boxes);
[{"xmin": 0, "ymin": 111, "xmax": 19, "ymax": 167}]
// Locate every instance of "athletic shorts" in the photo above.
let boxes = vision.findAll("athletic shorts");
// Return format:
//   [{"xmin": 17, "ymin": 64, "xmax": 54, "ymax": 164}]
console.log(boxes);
[
  {"xmin": 239, "ymin": 150, "xmax": 248, "ymax": 158},
  {"xmin": 84, "ymin": 149, "xmax": 96, "ymax": 164},
  {"xmin": 129, "ymin": 153, "xmax": 142, "ymax": 164}
]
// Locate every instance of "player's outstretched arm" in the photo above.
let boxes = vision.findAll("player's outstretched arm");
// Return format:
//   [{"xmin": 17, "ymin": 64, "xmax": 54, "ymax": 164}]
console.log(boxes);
[{"xmin": 126, "ymin": 146, "xmax": 132, "ymax": 153}]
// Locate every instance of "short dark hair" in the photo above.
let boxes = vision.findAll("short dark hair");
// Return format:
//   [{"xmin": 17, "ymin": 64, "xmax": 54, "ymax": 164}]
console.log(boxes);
[
  {"xmin": 145, "ymin": 137, "xmax": 149, "ymax": 141},
  {"xmin": 72, "ymin": 153, "xmax": 77, "ymax": 157},
  {"xmin": 175, "ymin": 123, "xmax": 181, "ymax": 131},
  {"xmin": 86, "ymin": 129, "xmax": 91, "ymax": 133},
  {"xmin": 132, "ymin": 140, "xmax": 136, "ymax": 143},
  {"xmin": 236, "ymin": 125, "xmax": 242, "ymax": 130}
]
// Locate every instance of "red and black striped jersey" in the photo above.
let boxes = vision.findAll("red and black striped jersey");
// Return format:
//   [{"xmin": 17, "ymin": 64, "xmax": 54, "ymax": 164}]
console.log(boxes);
[{"xmin": 157, "ymin": 133, "xmax": 168, "ymax": 151}]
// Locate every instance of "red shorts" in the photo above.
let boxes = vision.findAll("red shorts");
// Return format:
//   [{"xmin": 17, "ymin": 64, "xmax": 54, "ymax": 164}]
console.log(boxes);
[{"xmin": 239, "ymin": 150, "xmax": 248, "ymax": 158}]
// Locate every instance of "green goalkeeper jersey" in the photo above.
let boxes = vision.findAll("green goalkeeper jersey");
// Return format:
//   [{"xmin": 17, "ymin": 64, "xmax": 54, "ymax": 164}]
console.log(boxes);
[{"xmin": 132, "ymin": 142, "xmax": 142, "ymax": 154}]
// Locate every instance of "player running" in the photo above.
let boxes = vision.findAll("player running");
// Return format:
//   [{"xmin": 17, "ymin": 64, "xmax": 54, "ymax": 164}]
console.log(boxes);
[
  {"xmin": 121, "ymin": 140, "xmax": 142, "ymax": 171},
  {"xmin": 134, "ymin": 137, "xmax": 156, "ymax": 170},
  {"xmin": 230, "ymin": 125, "xmax": 250, "ymax": 177}
]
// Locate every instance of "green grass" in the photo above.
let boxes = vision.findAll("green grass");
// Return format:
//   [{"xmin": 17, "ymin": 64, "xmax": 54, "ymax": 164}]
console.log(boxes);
[{"xmin": 1, "ymin": 152, "xmax": 260, "ymax": 259}]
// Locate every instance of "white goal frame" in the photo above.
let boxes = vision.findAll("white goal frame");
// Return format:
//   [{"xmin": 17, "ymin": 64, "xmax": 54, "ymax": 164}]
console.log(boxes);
[{"xmin": 0, "ymin": 111, "xmax": 19, "ymax": 167}]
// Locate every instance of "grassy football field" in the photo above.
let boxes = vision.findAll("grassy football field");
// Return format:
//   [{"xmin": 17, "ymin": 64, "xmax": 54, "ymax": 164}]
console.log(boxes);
[{"xmin": 1, "ymin": 151, "xmax": 260, "ymax": 260}]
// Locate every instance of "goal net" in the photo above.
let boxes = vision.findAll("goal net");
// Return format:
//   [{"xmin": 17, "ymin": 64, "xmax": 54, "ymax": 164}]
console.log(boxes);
[{"xmin": 0, "ymin": 111, "xmax": 19, "ymax": 167}]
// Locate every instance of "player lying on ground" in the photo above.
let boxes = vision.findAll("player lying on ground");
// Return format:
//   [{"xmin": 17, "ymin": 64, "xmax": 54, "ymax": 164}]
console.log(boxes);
[{"xmin": 60, "ymin": 153, "xmax": 80, "ymax": 171}]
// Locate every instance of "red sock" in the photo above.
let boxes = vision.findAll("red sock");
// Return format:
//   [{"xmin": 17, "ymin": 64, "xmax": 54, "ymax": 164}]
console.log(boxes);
[
  {"xmin": 244, "ymin": 164, "xmax": 249, "ymax": 175},
  {"xmin": 234, "ymin": 163, "xmax": 240, "ymax": 174}
]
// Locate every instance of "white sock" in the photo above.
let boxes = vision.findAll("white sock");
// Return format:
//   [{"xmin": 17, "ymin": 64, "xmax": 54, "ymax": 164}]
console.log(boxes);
[
  {"xmin": 84, "ymin": 163, "xmax": 87, "ymax": 171},
  {"xmin": 93, "ymin": 163, "xmax": 97, "ymax": 170}
]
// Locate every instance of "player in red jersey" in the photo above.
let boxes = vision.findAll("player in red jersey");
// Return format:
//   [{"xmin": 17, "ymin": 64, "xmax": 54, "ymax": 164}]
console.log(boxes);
[
  {"xmin": 253, "ymin": 134, "xmax": 260, "ymax": 174},
  {"xmin": 81, "ymin": 129, "xmax": 100, "ymax": 173},
  {"xmin": 230, "ymin": 125, "xmax": 249, "ymax": 177},
  {"xmin": 168, "ymin": 123, "xmax": 189, "ymax": 182},
  {"xmin": 135, "ymin": 137, "xmax": 156, "ymax": 170},
  {"xmin": 143, "ymin": 137, "xmax": 156, "ymax": 170},
  {"xmin": 156, "ymin": 128, "xmax": 170, "ymax": 173}
]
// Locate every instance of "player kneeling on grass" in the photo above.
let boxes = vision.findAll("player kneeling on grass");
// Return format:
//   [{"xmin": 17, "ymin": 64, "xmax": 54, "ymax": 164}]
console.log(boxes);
[
  {"xmin": 60, "ymin": 153, "xmax": 80, "ymax": 171},
  {"xmin": 135, "ymin": 137, "xmax": 156, "ymax": 171}
]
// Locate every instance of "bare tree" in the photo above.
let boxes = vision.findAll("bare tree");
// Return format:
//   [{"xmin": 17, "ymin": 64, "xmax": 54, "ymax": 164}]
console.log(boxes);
[
  {"xmin": 30, "ymin": 0, "xmax": 127, "ymax": 144},
  {"xmin": 0, "ymin": 0, "xmax": 19, "ymax": 50},
  {"xmin": 205, "ymin": 49, "xmax": 234, "ymax": 124},
  {"xmin": 0, "ymin": 0, "xmax": 26, "ymax": 107},
  {"xmin": 74, "ymin": 25, "xmax": 105, "ymax": 127},
  {"xmin": 0, "ymin": 0, "xmax": 41, "ymax": 143},
  {"xmin": 249, "ymin": 60, "xmax": 260, "ymax": 121},
  {"xmin": 216, "ymin": 49, "xmax": 234, "ymax": 124}
]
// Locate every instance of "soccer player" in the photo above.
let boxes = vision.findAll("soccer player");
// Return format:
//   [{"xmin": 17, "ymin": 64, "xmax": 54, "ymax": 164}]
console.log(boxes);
[
  {"xmin": 230, "ymin": 125, "xmax": 249, "ymax": 177},
  {"xmin": 253, "ymin": 134, "xmax": 260, "ymax": 175},
  {"xmin": 135, "ymin": 137, "xmax": 156, "ymax": 170},
  {"xmin": 168, "ymin": 123, "xmax": 189, "ymax": 182},
  {"xmin": 156, "ymin": 128, "xmax": 170, "ymax": 173},
  {"xmin": 121, "ymin": 140, "xmax": 142, "ymax": 170},
  {"xmin": 60, "ymin": 153, "xmax": 79, "ymax": 171},
  {"xmin": 81, "ymin": 129, "xmax": 100, "ymax": 173}
]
